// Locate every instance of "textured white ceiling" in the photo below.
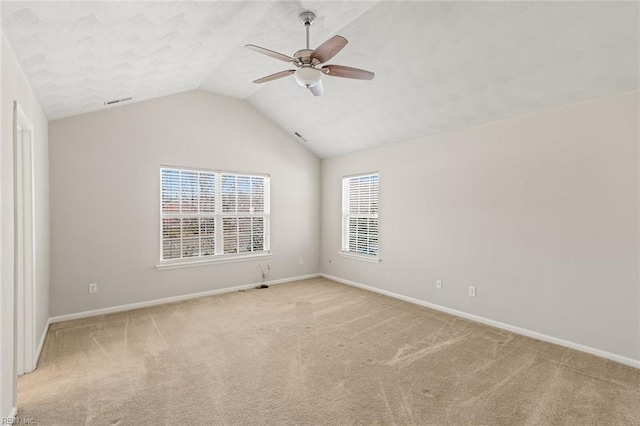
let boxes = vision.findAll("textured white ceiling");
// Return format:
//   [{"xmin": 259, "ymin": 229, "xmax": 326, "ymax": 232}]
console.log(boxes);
[
  {"xmin": 248, "ymin": 1, "xmax": 640, "ymax": 157},
  {"xmin": 2, "ymin": 1, "xmax": 638, "ymax": 158},
  {"xmin": 1, "ymin": 1, "xmax": 376, "ymax": 119}
]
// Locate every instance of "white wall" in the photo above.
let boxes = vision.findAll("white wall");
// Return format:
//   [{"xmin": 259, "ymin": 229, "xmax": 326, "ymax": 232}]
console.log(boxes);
[
  {"xmin": 321, "ymin": 91, "xmax": 639, "ymax": 363},
  {"xmin": 49, "ymin": 90, "xmax": 320, "ymax": 317},
  {"xmin": 1, "ymin": 34, "xmax": 50, "ymax": 418},
  {"xmin": 0, "ymin": 22, "xmax": 5, "ymax": 421}
]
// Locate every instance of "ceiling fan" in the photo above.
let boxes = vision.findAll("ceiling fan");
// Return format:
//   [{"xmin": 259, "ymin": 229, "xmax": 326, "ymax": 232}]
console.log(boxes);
[{"xmin": 245, "ymin": 11, "xmax": 375, "ymax": 96}]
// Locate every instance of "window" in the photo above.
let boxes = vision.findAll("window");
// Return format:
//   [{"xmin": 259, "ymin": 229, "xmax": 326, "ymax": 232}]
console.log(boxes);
[
  {"xmin": 342, "ymin": 173, "xmax": 379, "ymax": 259},
  {"xmin": 160, "ymin": 167, "xmax": 269, "ymax": 264}
]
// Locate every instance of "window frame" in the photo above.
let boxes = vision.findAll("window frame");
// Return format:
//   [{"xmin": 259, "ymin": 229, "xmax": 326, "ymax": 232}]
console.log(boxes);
[
  {"xmin": 340, "ymin": 172, "xmax": 380, "ymax": 263},
  {"xmin": 157, "ymin": 166, "xmax": 271, "ymax": 270}
]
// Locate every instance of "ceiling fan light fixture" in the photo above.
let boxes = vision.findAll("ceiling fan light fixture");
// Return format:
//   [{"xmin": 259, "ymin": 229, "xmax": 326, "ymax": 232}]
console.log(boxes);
[{"xmin": 294, "ymin": 67, "xmax": 321, "ymax": 88}]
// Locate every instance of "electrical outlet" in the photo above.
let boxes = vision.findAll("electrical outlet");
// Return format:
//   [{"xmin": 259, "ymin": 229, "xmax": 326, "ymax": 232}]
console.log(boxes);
[
  {"xmin": 468, "ymin": 286, "xmax": 476, "ymax": 297},
  {"xmin": 88, "ymin": 283, "xmax": 97, "ymax": 294},
  {"xmin": 436, "ymin": 280, "xmax": 442, "ymax": 289},
  {"xmin": 299, "ymin": 257, "xmax": 304, "ymax": 265}
]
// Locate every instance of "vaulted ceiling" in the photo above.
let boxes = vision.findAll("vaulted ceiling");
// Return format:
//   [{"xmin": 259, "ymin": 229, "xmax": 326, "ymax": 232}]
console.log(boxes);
[{"xmin": 3, "ymin": 1, "xmax": 638, "ymax": 158}]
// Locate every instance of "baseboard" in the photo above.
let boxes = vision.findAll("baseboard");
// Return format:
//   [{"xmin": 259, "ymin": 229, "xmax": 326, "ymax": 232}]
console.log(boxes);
[
  {"xmin": 320, "ymin": 273, "xmax": 640, "ymax": 369},
  {"xmin": 35, "ymin": 318, "xmax": 51, "ymax": 367},
  {"xmin": 50, "ymin": 273, "xmax": 320, "ymax": 324}
]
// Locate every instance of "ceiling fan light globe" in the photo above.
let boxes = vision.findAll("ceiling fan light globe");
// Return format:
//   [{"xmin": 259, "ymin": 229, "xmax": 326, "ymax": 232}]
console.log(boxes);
[{"xmin": 294, "ymin": 67, "xmax": 321, "ymax": 88}]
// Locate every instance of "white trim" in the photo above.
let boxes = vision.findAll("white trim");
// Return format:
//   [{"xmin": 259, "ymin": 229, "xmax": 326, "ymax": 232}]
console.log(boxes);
[
  {"xmin": 3, "ymin": 407, "xmax": 17, "ymax": 423},
  {"xmin": 13, "ymin": 101, "xmax": 37, "ymax": 381},
  {"xmin": 338, "ymin": 252, "xmax": 381, "ymax": 263},
  {"xmin": 160, "ymin": 164, "xmax": 270, "ymax": 178},
  {"xmin": 35, "ymin": 318, "xmax": 51, "ymax": 368},
  {"xmin": 50, "ymin": 274, "xmax": 320, "ymax": 324},
  {"xmin": 156, "ymin": 252, "xmax": 273, "ymax": 270},
  {"xmin": 320, "ymin": 273, "xmax": 640, "ymax": 369}
]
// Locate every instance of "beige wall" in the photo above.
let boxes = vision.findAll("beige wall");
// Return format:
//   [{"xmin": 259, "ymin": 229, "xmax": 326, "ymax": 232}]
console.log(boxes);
[
  {"xmin": 49, "ymin": 90, "xmax": 320, "ymax": 317},
  {"xmin": 1, "ymin": 34, "xmax": 50, "ymax": 418},
  {"xmin": 321, "ymin": 91, "xmax": 639, "ymax": 362}
]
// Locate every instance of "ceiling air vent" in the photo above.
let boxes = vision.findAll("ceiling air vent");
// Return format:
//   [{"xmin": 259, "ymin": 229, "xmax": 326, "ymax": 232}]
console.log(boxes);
[
  {"xmin": 104, "ymin": 97, "xmax": 133, "ymax": 106},
  {"xmin": 294, "ymin": 132, "xmax": 308, "ymax": 143}
]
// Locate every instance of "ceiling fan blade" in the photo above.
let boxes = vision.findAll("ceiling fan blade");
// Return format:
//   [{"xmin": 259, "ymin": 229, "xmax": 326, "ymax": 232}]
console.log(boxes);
[
  {"xmin": 321, "ymin": 65, "xmax": 374, "ymax": 80},
  {"xmin": 245, "ymin": 44, "xmax": 297, "ymax": 64},
  {"xmin": 309, "ymin": 80, "xmax": 324, "ymax": 96},
  {"xmin": 311, "ymin": 35, "xmax": 348, "ymax": 63},
  {"xmin": 252, "ymin": 70, "xmax": 295, "ymax": 84}
]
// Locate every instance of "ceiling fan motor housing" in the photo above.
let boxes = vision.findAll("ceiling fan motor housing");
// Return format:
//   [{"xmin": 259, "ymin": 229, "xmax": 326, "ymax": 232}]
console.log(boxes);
[{"xmin": 294, "ymin": 49, "xmax": 320, "ymax": 65}]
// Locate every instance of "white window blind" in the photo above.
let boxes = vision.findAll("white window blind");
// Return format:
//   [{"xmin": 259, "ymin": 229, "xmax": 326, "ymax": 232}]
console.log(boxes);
[
  {"xmin": 161, "ymin": 168, "xmax": 269, "ymax": 262},
  {"xmin": 342, "ymin": 173, "xmax": 379, "ymax": 257}
]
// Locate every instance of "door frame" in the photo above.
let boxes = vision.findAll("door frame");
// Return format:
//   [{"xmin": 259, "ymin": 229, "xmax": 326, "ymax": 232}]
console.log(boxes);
[{"xmin": 12, "ymin": 100, "xmax": 36, "ymax": 393}]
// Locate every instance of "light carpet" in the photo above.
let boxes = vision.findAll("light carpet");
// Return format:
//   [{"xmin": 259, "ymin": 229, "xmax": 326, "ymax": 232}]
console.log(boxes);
[{"xmin": 19, "ymin": 277, "xmax": 640, "ymax": 425}]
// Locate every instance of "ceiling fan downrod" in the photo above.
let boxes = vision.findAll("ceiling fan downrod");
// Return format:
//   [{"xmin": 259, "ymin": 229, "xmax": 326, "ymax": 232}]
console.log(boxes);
[{"xmin": 299, "ymin": 11, "xmax": 316, "ymax": 50}]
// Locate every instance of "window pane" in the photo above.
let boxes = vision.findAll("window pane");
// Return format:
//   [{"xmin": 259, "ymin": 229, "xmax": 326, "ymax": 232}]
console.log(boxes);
[
  {"xmin": 182, "ymin": 218, "xmax": 199, "ymax": 237},
  {"xmin": 237, "ymin": 176, "xmax": 251, "ymax": 213},
  {"xmin": 369, "ymin": 218, "xmax": 379, "ymax": 255},
  {"xmin": 201, "ymin": 218, "xmax": 215, "ymax": 236},
  {"xmin": 238, "ymin": 217, "xmax": 252, "ymax": 253},
  {"xmin": 349, "ymin": 183, "xmax": 359, "ymax": 214},
  {"xmin": 223, "ymin": 217, "xmax": 238, "ymax": 254},
  {"xmin": 251, "ymin": 177, "xmax": 264, "ymax": 213},
  {"xmin": 222, "ymin": 175, "xmax": 236, "ymax": 213},
  {"xmin": 161, "ymin": 169, "xmax": 180, "ymax": 214},
  {"xmin": 200, "ymin": 218, "xmax": 215, "ymax": 256},
  {"xmin": 162, "ymin": 239, "xmax": 181, "ymax": 260},
  {"xmin": 357, "ymin": 217, "xmax": 368, "ymax": 254},
  {"xmin": 181, "ymin": 171, "xmax": 199, "ymax": 214},
  {"xmin": 370, "ymin": 175, "xmax": 379, "ymax": 214},
  {"xmin": 201, "ymin": 237, "xmax": 215, "ymax": 256},
  {"xmin": 182, "ymin": 237, "xmax": 199, "ymax": 258},
  {"xmin": 199, "ymin": 173, "xmax": 215, "ymax": 213},
  {"xmin": 369, "ymin": 218, "xmax": 379, "ymax": 236},
  {"xmin": 162, "ymin": 240, "xmax": 180, "ymax": 260},
  {"xmin": 162, "ymin": 218, "xmax": 181, "ymax": 240},
  {"xmin": 252, "ymin": 217, "xmax": 264, "ymax": 251},
  {"xmin": 162, "ymin": 218, "xmax": 181, "ymax": 259}
]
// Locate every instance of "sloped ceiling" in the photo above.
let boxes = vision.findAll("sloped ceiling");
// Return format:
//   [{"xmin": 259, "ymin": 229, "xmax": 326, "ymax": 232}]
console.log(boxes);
[{"xmin": 2, "ymin": 1, "xmax": 638, "ymax": 158}]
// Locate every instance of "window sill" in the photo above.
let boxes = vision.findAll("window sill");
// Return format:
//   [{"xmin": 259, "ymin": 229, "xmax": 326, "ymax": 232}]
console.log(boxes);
[
  {"xmin": 156, "ymin": 252, "xmax": 273, "ymax": 271},
  {"xmin": 338, "ymin": 252, "xmax": 381, "ymax": 264}
]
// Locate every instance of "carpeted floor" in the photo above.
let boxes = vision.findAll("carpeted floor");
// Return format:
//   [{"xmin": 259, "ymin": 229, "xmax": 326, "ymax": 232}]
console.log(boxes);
[{"xmin": 19, "ymin": 277, "xmax": 639, "ymax": 425}]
